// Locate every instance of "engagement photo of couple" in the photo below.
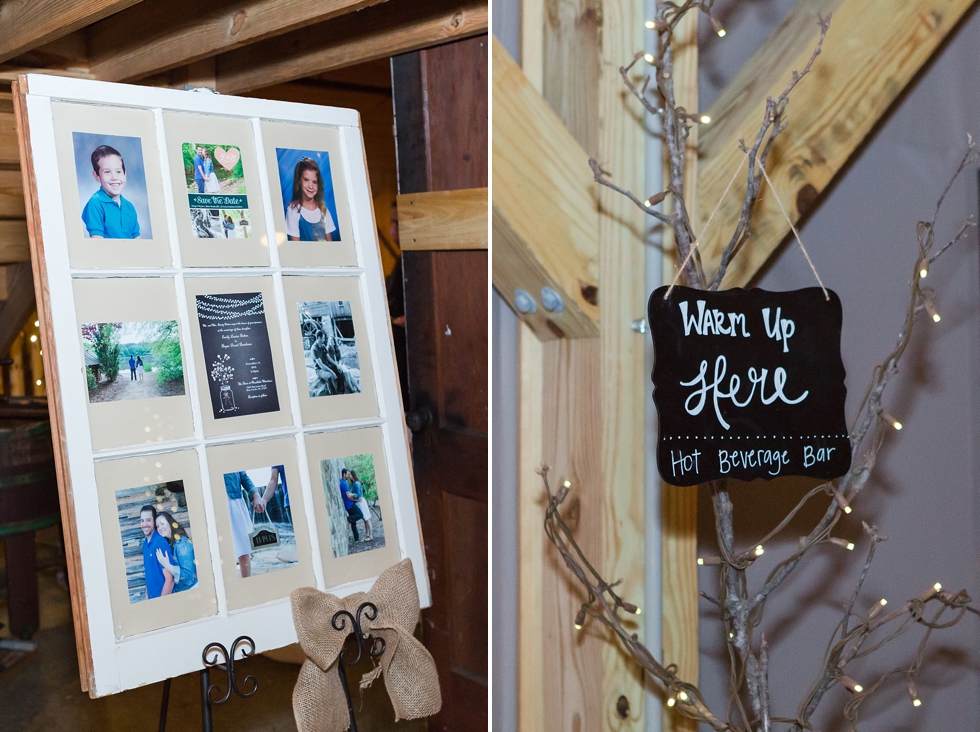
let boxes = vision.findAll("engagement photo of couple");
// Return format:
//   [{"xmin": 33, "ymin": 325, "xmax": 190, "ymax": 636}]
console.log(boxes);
[
  {"xmin": 298, "ymin": 300, "xmax": 362, "ymax": 398},
  {"xmin": 82, "ymin": 320, "xmax": 185, "ymax": 403},
  {"xmin": 115, "ymin": 482, "xmax": 197, "ymax": 604},
  {"xmin": 320, "ymin": 453, "xmax": 385, "ymax": 558},
  {"xmin": 222, "ymin": 465, "xmax": 298, "ymax": 579},
  {"xmin": 181, "ymin": 142, "xmax": 250, "ymax": 239}
]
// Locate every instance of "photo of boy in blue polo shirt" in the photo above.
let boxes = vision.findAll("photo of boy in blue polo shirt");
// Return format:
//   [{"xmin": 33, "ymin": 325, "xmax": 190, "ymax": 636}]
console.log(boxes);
[
  {"xmin": 71, "ymin": 131, "xmax": 154, "ymax": 240},
  {"xmin": 81, "ymin": 145, "xmax": 140, "ymax": 239}
]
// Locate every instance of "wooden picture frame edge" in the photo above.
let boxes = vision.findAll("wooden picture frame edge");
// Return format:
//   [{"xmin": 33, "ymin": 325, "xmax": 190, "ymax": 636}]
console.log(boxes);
[{"xmin": 13, "ymin": 76, "xmax": 96, "ymax": 693}]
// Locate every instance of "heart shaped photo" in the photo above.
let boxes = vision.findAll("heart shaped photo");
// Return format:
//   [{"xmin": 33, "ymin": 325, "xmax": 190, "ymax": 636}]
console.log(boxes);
[{"xmin": 213, "ymin": 146, "xmax": 241, "ymax": 170}]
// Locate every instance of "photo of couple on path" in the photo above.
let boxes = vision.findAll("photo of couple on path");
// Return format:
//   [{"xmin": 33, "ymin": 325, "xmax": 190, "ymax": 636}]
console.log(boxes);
[
  {"xmin": 320, "ymin": 453, "xmax": 385, "ymax": 558},
  {"xmin": 82, "ymin": 320, "xmax": 185, "ymax": 403},
  {"xmin": 115, "ymin": 481, "xmax": 198, "ymax": 604}
]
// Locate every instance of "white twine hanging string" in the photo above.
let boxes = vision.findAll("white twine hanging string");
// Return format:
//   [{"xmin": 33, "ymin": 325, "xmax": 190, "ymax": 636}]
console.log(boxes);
[
  {"xmin": 758, "ymin": 164, "xmax": 828, "ymax": 300},
  {"xmin": 664, "ymin": 155, "xmax": 829, "ymax": 301},
  {"xmin": 665, "ymin": 154, "xmax": 746, "ymax": 299}
]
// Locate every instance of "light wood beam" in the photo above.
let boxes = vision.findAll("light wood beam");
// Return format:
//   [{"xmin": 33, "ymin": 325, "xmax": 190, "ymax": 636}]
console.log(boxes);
[
  {"xmin": 213, "ymin": 0, "xmax": 488, "ymax": 95},
  {"xmin": 397, "ymin": 188, "xmax": 488, "ymax": 251},
  {"xmin": 596, "ymin": 1, "xmax": 646, "ymax": 726},
  {"xmin": 662, "ymin": 11, "xmax": 700, "ymax": 732},
  {"xmin": 492, "ymin": 39, "xmax": 599, "ymax": 341},
  {"xmin": 0, "ymin": 220, "xmax": 31, "ymax": 264},
  {"xmin": 0, "ymin": 0, "xmax": 142, "ymax": 64},
  {"xmin": 697, "ymin": 0, "xmax": 977, "ymax": 287},
  {"xmin": 87, "ymin": 0, "xmax": 387, "ymax": 83}
]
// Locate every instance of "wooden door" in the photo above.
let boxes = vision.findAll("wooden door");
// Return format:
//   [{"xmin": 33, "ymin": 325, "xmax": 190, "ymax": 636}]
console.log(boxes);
[{"xmin": 392, "ymin": 35, "xmax": 488, "ymax": 732}]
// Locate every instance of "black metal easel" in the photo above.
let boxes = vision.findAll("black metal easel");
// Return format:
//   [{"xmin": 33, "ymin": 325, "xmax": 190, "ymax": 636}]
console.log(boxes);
[
  {"xmin": 332, "ymin": 601, "xmax": 386, "ymax": 732},
  {"xmin": 158, "ymin": 635, "xmax": 257, "ymax": 732}
]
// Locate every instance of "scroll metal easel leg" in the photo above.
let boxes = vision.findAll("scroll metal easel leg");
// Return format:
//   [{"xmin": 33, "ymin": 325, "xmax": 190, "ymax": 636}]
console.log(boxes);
[
  {"xmin": 200, "ymin": 636, "xmax": 257, "ymax": 732},
  {"xmin": 331, "ymin": 602, "xmax": 387, "ymax": 732}
]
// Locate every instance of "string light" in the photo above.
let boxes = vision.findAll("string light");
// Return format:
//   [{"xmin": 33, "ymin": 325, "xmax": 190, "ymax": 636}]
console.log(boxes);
[
  {"xmin": 574, "ymin": 607, "xmax": 587, "ymax": 630},
  {"xmin": 645, "ymin": 19, "xmax": 659, "ymax": 30},
  {"xmin": 29, "ymin": 334, "xmax": 37, "ymax": 342},
  {"xmin": 933, "ymin": 582, "xmax": 942, "ymax": 592},
  {"xmin": 924, "ymin": 299, "xmax": 941, "ymax": 322},
  {"xmin": 34, "ymin": 320, "xmax": 39, "ymax": 327},
  {"xmin": 833, "ymin": 491, "xmax": 852, "ymax": 514},
  {"xmin": 621, "ymin": 602, "xmax": 642, "ymax": 615},
  {"xmin": 667, "ymin": 697, "xmax": 676, "ymax": 707},
  {"xmin": 709, "ymin": 16, "xmax": 726, "ymax": 37},
  {"xmin": 644, "ymin": 53, "xmax": 656, "ymax": 64},
  {"xmin": 868, "ymin": 597, "xmax": 888, "ymax": 619},
  {"xmin": 840, "ymin": 676, "xmax": 864, "ymax": 694},
  {"xmin": 677, "ymin": 691, "xmax": 688, "ymax": 701},
  {"xmin": 699, "ymin": 114, "xmax": 711, "ymax": 124},
  {"xmin": 882, "ymin": 412, "xmax": 903, "ymax": 431},
  {"xmin": 909, "ymin": 680, "xmax": 921, "ymax": 707},
  {"xmin": 35, "ymin": 379, "xmax": 42, "ymax": 386},
  {"xmin": 754, "ymin": 544, "xmax": 764, "ymax": 557},
  {"xmin": 829, "ymin": 537, "xmax": 855, "ymax": 551},
  {"xmin": 698, "ymin": 556, "xmax": 721, "ymax": 566},
  {"xmin": 918, "ymin": 257, "xmax": 929, "ymax": 279}
]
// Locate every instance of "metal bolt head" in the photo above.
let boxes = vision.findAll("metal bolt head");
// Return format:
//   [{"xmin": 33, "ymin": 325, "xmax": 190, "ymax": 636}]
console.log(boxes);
[
  {"xmin": 514, "ymin": 289, "xmax": 537, "ymax": 314},
  {"xmin": 631, "ymin": 318, "xmax": 647, "ymax": 334},
  {"xmin": 540, "ymin": 286, "xmax": 565, "ymax": 313}
]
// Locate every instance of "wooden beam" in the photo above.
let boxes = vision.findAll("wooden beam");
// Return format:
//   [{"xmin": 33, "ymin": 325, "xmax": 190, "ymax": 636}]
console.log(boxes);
[
  {"xmin": 0, "ymin": 169, "xmax": 27, "ymax": 218},
  {"xmin": 88, "ymin": 0, "xmax": 387, "ymax": 83},
  {"xmin": 213, "ymin": 0, "xmax": 488, "ymax": 95},
  {"xmin": 492, "ymin": 39, "xmax": 599, "ymax": 341},
  {"xmin": 0, "ymin": 0, "xmax": 142, "ymax": 64},
  {"xmin": 0, "ymin": 220, "xmax": 30, "ymax": 263},
  {"xmin": 596, "ymin": 0, "xmax": 646, "ymax": 725},
  {"xmin": 662, "ymin": 11, "xmax": 700, "ymax": 732},
  {"xmin": 397, "ymin": 188, "xmax": 487, "ymax": 250},
  {"xmin": 697, "ymin": 0, "xmax": 976, "ymax": 287},
  {"xmin": 1, "ymin": 112, "xmax": 20, "ymax": 165}
]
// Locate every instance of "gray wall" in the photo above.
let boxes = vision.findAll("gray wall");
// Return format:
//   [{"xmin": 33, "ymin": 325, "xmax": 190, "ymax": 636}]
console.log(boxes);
[
  {"xmin": 492, "ymin": 3, "xmax": 520, "ymax": 732},
  {"xmin": 695, "ymin": 4, "xmax": 980, "ymax": 730}
]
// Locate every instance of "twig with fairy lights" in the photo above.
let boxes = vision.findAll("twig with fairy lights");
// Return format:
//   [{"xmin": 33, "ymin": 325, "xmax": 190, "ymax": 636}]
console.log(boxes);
[{"xmin": 545, "ymin": 2, "xmax": 980, "ymax": 730}]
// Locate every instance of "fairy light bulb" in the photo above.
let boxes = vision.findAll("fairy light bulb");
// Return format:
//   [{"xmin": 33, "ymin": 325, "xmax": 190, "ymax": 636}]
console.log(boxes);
[
  {"xmin": 699, "ymin": 114, "xmax": 711, "ymax": 124},
  {"xmin": 697, "ymin": 557, "xmax": 704, "ymax": 566},
  {"xmin": 841, "ymin": 676, "xmax": 863, "ymax": 694},
  {"xmin": 709, "ymin": 16, "xmax": 726, "ymax": 37},
  {"xmin": 918, "ymin": 258, "xmax": 929, "ymax": 279},
  {"xmin": 909, "ymin": 680, "xmax": 921, "ymax": 707},
  {"xmin": 833, "ymin": 491, "xmax": 852, "ymax": 513},
  {"xmin": 924, "ymin": 299, "xmax": 941, "ymax": 322},
  {"xmin": 677, "ymin": 691, "xmax": 688, "ymax": 701},
  {"xmin": 574, "ymin": 607, "xmax": 587, "ymax": 630},
  {"xmin": 621, "ymin": 602, "xmax": 641, "ymax": 615},
  {"xmin": 829, "ymin": 538, "xmax": 855, "ymax": 551},
  {"xmin": 667, "ymin": 697, "xmax": 676, "ymax": 707},
  {"xmin": 644, "ymin": 53, "xmax": 656, "ymax": 64},
  {"xmin": 933, "ymin": 582, "xmax": 942, "ymax": 592},
  {"xmin": 645, "ymin": 19, "xmax": 658, "ymax": 29},
  {"xmin": 754, "ymin": 544, "xmax": 764, "ymax": 557},
  {"xmin": 882, "ymin": 412, "xmax": 902, "ymax": 431}
]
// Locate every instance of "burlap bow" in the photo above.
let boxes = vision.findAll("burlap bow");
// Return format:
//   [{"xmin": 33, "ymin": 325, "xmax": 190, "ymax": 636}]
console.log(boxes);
[{"xmin": 290, "ymin": 558, "xmax": 441, "ymax": 732}]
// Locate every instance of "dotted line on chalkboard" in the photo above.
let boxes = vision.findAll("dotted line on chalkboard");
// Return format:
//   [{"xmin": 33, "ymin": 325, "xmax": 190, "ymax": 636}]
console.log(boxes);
[{"xmin": 665, "ymin": 434, "xmax": 849, "ymax": 441}]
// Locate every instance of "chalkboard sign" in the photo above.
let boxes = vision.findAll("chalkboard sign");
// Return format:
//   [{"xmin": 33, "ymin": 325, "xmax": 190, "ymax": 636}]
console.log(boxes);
[{"xmin": 648, "ymin": 286, "xmax": 851, "ymax": 485}]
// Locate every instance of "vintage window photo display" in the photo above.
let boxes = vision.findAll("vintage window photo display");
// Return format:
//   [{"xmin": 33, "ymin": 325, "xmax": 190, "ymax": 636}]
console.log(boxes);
[{"xmin": 19, "ymin": 74, "xmax": 424, "ymax": 697}]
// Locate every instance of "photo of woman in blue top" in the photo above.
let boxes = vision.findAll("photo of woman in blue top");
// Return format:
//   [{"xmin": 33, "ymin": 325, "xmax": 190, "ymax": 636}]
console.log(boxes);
[{"xmin": 154, "ymin": 510, "xmax": 198, "ymax": 593}]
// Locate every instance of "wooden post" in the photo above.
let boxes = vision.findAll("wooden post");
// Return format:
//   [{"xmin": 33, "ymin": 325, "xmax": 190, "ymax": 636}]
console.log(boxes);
[
  {"xmin": 515, "ymin": 0, "xmax": 647, "ymax": 728},
  {"xmin": 661, "ymin": 10, "xmax": 700, "ymax": 732}
]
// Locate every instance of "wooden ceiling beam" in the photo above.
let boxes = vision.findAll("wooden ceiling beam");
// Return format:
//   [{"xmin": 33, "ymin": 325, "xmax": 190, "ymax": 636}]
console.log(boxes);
[
  {"xmin": 0, "ymin": 0, "xmax": 142, "ymax": 64},
  {"xmin": 697, "ymin": 0, "xmax": 977, "ymax": 288},
  {"xmin": 213, "ymin": 0, "xmax": 488, "ymax": 95},
  {"xmin": 492, "ymin": 39, "xmax": 599, "ymax": 341},
  {"xmin": 88, "ymin": 0, "xmax": 388, "ymax": 83}
]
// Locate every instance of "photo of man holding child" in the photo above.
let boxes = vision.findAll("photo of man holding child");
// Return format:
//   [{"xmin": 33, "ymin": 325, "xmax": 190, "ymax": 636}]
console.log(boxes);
[
  {"xmin": 114, "ymin": 481, "xmax": 198, "ymax": 604},
  {"xmin": 71, "ymin": 132, "xmax": 153, "ymax": 240}
]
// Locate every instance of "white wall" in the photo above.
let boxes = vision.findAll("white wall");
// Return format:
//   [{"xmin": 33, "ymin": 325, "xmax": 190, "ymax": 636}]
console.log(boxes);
[{"xmin": 695, "ymin": 4, "xmax": 980, "ymax": 730}]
